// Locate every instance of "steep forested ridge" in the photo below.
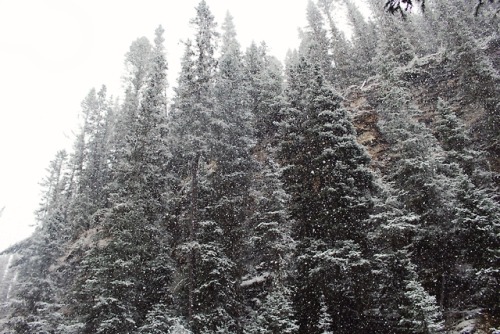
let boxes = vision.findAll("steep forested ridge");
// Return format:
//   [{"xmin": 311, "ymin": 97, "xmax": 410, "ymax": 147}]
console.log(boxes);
[{"xmin": 2, "ymin": 0, "xmax": 499, "ymax": 333}]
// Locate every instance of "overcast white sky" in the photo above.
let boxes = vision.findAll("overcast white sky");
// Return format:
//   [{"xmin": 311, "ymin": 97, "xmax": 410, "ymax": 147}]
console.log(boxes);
[{"xmin": 0, "ymin": 0, "xmax": 318, "ymax": 251}]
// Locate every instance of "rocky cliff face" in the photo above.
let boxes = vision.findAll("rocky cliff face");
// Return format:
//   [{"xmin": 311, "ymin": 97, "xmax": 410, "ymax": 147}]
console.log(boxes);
[{"xmin": 346, "ymin": 49, "xmax": 500, "ymax": 181}]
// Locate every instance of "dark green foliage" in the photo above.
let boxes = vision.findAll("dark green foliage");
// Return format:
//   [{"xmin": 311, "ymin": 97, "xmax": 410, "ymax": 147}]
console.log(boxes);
[
  {"xmin": 73, "ymin": 204, "xmax": 174, "ymax": 333},
  {"xmin": 68, "ymin": 25, "xmax": 174, "ymax": 333},
  {"xmin": 168, "ymin": 5, "xmax": 255, "ymax": 332},
  {"xmin": 316, "ymin": 0, "xmax": 354, "ymax": 86},
  {"xmin": 211, "ymin": 12, "xmax": 254, "ymax": 262},
  {"xmin": 248, "ymin": 284, "xmax": 298, "ymax": 334},
  {"xmin": 246, "ymin": 154, "xmax": 292, "ymax": 275},
  {"xmin": 281, "ymin": 59, "xmax": 374, "ymax": 243},
  {"xmin": 343, "ymin": 0, "xmax": 378, "ymax": 82},
  {"xmin": 243, "ymin": 42, "xmax": 285, "ymax": 142},
  {"xmin": 280, "ymin": 55, "xmax": 377, "ymax": 333},
  {"xmin": 242, "ymin": 152, "xmax": 296, "ymax": 334},
  {"xmin": 396, "ymin": 252, "xmax": 444, "ymax": 333},
  {"xmin": 177, "ymin": 221, "xmax": 240, "ymax": 333},
  {"xmin": 434, "ymin": 98, "xmax": 495, "ymax": 186},
  {"xmin": 65, "ymin": 85, "xmax": 115, "ymax": 243},
  {"xmin": 137, "ymin": 303, "xmax": 191, "ymax": 334}
]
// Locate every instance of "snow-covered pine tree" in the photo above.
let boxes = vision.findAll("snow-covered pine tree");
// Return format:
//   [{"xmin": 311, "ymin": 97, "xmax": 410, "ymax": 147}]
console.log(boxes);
[
  {"xmin": 315, "ymin": 0, "xmax": 354, "ymax": 87},
  {"xmin": 246, "ymin": 155, "xmax": 293, "ymax": 281},
  {"xmin": 211, "ymin": 11, "xmax": 255, "ymax": 267},
  {"xmin": 248, "ymin": 283, "xmax": 298, "ymax": 334},
  {"xmin": 318, "ymin": 294, "xmax": 333, "ymax": 334},
  {"xmin": 372, "ymin": 7, "xmax": 416, "ymax": 71},
  {"xmin": 168, "ymin": 39, "xmax": 215, "ymax": 333},
  {"xmin": 167, "ymin": 0, "xmax": 219, "ymax": 180},
  {"xmin": 168, "ymin": 3, "xmax": 247, "ymax": 331},
  {"xmin": 397, "ymin": 252, "xmax": 444, "ymax": 334},
  {"xmin": 376, "ymin": 77, "xmax": 458, "ymax": 304},
  {"xmin": 242, "ymin": 152, "xmax": 296, "ymax": 333},
  {"xmin": 280, "ymin": 53, "xmax": 377, "ymax": 333},
  {"xmin": 137, "ymin": 303, "xmax": 192, "ymax": 334},
  {"xmin": 343, "ymin": 0, "xmax": 378, "ymax": 83},
  {"xmin": 451, "ymin": 172, "xmax": 500, "ymax": 313},
  {"xmin": 428, "ymin": 0, "xmax": 500, "ymax": 158},
  {"xmin": 451, "ymin": 31, "xmax": 499, "ymax": 163},
  {"xmin": 71, "ymin": 25, "xmax": 173, "ymax": 333},
  {"xmin": 8, "ymin": 151, "xmax": 71, "ymax": 333},
  {"xmin": 243, "ymin": 42, "xmax": 284, "ymax": 143},
  {"xmin": 123, "ymin": 36, "xmax": 153, "ymax": 103},
  {"xmin": 368, "ymin": 180, "xmax": 421, "ymax": 332},
  {"xmin": 66, "ymin": 86, "xmax": 114, "ymax": 239},
  {"xmin": 176, "ymin": 220, "xmax": 239, "ymax": 333},
  {"xmin": 369, "ymin": 181, "xmax": 446, "ymax": 332},
  {"xmin": 433, "ymin": 97, "xmax": 496, "ymax": 187},
  {"xmin": 301, "ymin": 1, "xmax": 334, "ymax": 83},
  {"xmin": 111, "ymin": 36, "xmax": 153, "ymax": 167}
]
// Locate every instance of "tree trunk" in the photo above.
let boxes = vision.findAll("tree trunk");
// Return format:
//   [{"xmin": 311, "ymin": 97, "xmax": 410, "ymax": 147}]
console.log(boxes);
[{"xmin": 188, "ymin": 152, "xmax": 200, "ymax": 323}]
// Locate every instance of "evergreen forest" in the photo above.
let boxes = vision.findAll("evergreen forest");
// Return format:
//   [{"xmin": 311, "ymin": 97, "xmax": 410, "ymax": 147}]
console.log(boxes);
[{"xmin": 1, "ymin": 0, "xmax": 499, "ymax": 333}]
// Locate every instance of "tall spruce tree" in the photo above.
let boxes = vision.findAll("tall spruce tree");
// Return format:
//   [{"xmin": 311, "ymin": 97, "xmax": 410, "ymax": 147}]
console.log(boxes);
[
  {"xmin": 376, "ymin": 74, "xmax": 456, "ymax": 304},
  {"xmin": 9, "ymin": 151, "xmax": 71, "ymax": 333},
  {"xmin": 369, "ymin": 184, "xmax": 445, "ymax": 333},
  {"xmin": 66, "ymin": 86, "xmax": 114, "ymax": 240},
  {"xmin": 123, "ymin": 36, "xmax": 153, "ymax": 102},
  {"xmin": 111, "ymin": 36, "xmax": 153, "ymax": 167},
  {"xmin": 243, "ymin": 152, "xmax": 297, "ymax": 334},
  {"xmin": 168, "ymin": 3, "xmax": 248, "ymax": 332},
  {"xmin": 211, "ymin": 12, "xmax": 254, "ymax": 265},
  {"xmin": 243, "ymin": 42, "xmax": 285, "ymax": 143},
  {"xmin": 71, "ymin": 25, "xmax": 173, "ymax": 333},
  {"xmin": 280, "ymin": 53, "xmax": 377, "ymax": 333},
  {"xmin": 316, "ymin": 0, "xmax": 354, "ymax": 86},
  {"xmin": 343, "ymin": 0, "xmax": 378, "ymax": 82},
  {"xmin": 302, "ymin": 1, "xmax": 334, "ymax": 82}
]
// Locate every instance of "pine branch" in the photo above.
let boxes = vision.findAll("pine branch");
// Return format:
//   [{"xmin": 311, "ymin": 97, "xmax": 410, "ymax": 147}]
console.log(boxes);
[
  {"xmin": 384, "ymin": 0, "xmax": 421, "ymax": 16},
  {"xmin": 384, "ymin": 0, "xmax": 498, "ymax": 17},
  {"xmin": 473, "ymin": 0, "xmax": 497, "ymax": 16}
]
